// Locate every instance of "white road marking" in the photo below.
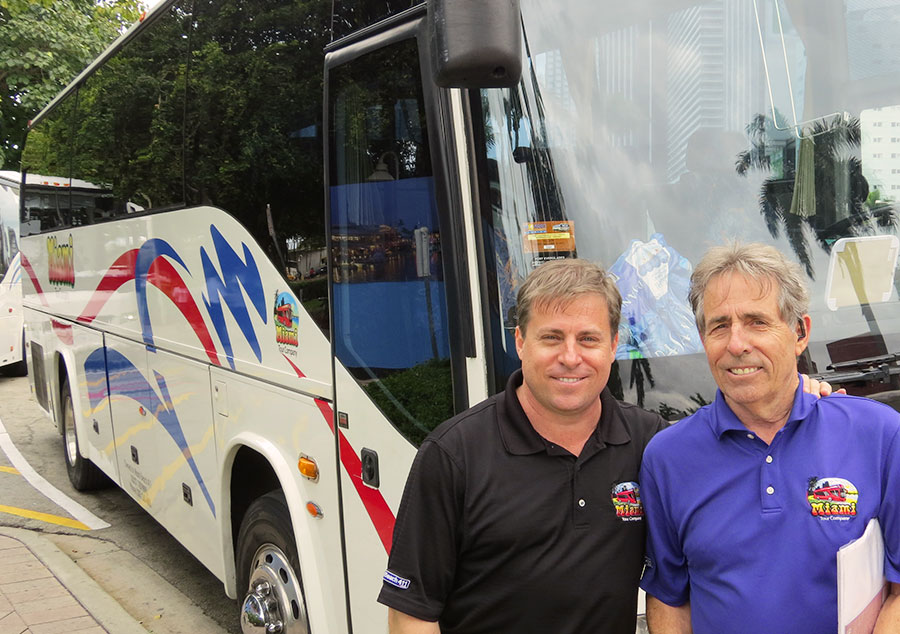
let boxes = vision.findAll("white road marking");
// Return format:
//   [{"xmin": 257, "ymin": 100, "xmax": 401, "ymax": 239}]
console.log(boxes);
[{"xmin": 0, "ymin": 417, "xmax": 110, "ymax": 530}]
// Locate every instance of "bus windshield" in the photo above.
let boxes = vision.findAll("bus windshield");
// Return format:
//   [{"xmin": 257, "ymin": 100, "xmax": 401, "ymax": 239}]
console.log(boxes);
[{"xmin": 478, "ymin": 0, "xmax": 900, "ymax": 414}]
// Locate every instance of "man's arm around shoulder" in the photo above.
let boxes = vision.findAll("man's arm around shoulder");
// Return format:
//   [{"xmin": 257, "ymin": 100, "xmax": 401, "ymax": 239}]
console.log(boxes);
[
  {"xmin": 389, "ymin": 608, "xmax": 441, "ymax": 633},
  {"xmin": 875, "ymin": 583, "xmax": 900, "ymax": 634},
  {"xmin": 646, "ymin": 595, "xmax": 692, "ymax": 634}
]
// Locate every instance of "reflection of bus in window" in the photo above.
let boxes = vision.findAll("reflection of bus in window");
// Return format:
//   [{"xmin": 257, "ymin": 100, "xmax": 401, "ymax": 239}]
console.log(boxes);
[
  {"xmin": 20, "ymin": 174, "xmax": 115, "ymax": 236},
  {"xmin": 0, "ymin": 171, "xmax": 24, "ymax": 374},
  {"xmin": 19, "ymin": 0, "xmax": 900, "ymax": 631}
]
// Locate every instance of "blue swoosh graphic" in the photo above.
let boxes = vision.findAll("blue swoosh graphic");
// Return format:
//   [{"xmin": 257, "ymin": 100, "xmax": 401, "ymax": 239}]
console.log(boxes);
[
  {"xmin": 200, "ymin": 225, "xmax": 267, "ymax": 370},
  {"xmin": 85, "ymin": 347, "xmax": 216, "ymax": 516},
  {"xmin": 135, "ymin": 239, "xmax": 190, "ymax": 349}
]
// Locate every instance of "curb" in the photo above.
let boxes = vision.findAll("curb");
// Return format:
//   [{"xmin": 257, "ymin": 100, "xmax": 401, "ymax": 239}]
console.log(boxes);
[{"xmin": 0, "ymin": 526, "xmax": 148, "ymax": 634}]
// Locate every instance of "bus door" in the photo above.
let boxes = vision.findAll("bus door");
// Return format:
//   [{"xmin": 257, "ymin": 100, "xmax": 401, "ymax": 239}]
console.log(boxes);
[{"xmin": 325, "ymin": 13, "xmax": 468, "ymax": 630}]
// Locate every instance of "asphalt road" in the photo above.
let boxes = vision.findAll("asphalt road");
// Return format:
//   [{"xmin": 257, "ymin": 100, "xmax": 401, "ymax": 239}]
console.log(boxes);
[{"xmin": 0, "ymin": 371, "xmax": 240, "ymax": 634}]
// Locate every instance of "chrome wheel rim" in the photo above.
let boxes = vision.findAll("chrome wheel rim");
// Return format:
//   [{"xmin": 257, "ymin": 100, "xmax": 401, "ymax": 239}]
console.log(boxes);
[
  {"xmin": 63, "ymin": 395, "xmax": 78, "ymax": 466},
  {"xmin": 241, "ymin": 544, "xmax": 307, "ymax": 634}
]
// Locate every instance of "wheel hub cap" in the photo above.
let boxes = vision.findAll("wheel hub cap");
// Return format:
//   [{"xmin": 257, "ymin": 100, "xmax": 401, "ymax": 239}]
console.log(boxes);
[{"xmin": 240, "ymin": 545, "xmax": 307, "ymax": 634}]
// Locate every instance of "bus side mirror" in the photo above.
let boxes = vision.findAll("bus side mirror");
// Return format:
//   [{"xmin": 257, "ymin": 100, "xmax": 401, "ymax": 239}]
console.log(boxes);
[{"xmin": 428, "ymin": 0, "xmax": 522, "ymax": 89}]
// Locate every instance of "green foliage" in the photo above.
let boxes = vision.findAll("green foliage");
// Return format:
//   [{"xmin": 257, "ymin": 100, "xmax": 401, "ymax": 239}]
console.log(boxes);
[
  {"xmin": 365, "ymin": 358, "xmax": 454, "ymax": 446},
  {"xmin": 289, "ymin": 276, "xmax": 329, "ymax": 331},
  {"xmin": 289, "ymin": 276, "xmax": 328, "ymax": 302},
  {"xmin": 656, "ymin": 393, "xmax": 711, "ymax": 421},
  {"xmin": 0, "ymin": 0, "xmax": 141, "ymax": 168},
  {"xmin": 20, "ymin": 0, "xmax": 330, "ymax": 249}
]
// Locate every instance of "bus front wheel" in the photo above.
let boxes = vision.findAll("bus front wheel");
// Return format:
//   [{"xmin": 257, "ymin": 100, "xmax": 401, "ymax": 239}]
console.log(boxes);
[
  {"xmin": 61, "ymin": 379, "xmax": 106, "ymax": 490},
  {"xmin": 237, "ymin": 490, "xmax": 309, "ymax": 634}
]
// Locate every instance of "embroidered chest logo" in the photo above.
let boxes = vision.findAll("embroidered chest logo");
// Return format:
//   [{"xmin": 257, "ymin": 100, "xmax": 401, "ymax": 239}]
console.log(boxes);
[
  {"xmin": 611, "ymin": 481, "xmax": 644, "ymax": 522},
  {"xmin": 806, "ymin": 477, "xmax": 858, "ymax": 520}
]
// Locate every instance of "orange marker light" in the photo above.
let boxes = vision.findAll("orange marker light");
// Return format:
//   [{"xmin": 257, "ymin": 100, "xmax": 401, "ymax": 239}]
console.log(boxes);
[
  {"xmin": 298, "ymin": 455, "xmax": 319, "ymax": 481},
  {"xmin": 306, "ymin": 502, "xmax": 323, "ymax": 518}
]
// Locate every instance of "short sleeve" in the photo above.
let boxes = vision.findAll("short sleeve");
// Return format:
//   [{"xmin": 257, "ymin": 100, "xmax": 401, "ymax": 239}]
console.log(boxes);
[
  {"xmin": 377, "ymin": 438, "xmax": 464, "ymax": 620},
  {"xmin": 881, "ymin": 426, "xmax": 900, "ymax": 584},
  {"xmin": 639, "ymin": 445, "xmax": 691, "ymax": 606}
]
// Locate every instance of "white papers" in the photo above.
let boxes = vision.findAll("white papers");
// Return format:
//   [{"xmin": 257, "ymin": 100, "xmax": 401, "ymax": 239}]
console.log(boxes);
[{"xmin": 837, "ymin": 517, "xmax": 888, "ymax": 634}]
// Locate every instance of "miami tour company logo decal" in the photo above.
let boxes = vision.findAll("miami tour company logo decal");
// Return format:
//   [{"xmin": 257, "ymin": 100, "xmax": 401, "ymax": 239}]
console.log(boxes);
[
  {"xmin": 273, "ymin": 290, "xmax": 299, "ymax": 355},
  {"xmin": 807, "ymin": 477, "xmax": 858, "ymax": 520},
  {"xmin": 611, "ymin": 481, "xmax": 644, "ymax": 521},
  {"xmin": 47, "ymin": 234, "xmax": 75, "ymax": 287}
]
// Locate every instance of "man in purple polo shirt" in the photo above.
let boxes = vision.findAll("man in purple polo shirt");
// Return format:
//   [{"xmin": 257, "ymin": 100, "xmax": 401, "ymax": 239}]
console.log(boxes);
[{"xmin": 639, "ymin": 242, "xmax": 900, "ymax": 633}]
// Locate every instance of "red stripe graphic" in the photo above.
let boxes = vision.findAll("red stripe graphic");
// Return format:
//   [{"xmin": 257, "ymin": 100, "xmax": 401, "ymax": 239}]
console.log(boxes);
[
  {"xmin": 282, "ymin": 354, "xmax": 396, "ymax": 553},
  {"xmin": 146, "ymin": 258, "xmax": 221, "ymax": 366},
  {"xmin": 19, "ymin": 254, "xmax": 48, "ymax": 307},
  {"xmin": 51, "ymin": 319, "xmax": 73, "ymax": 345},
  {"xmin": 77, "ymin": 250, "xmax": 139, "ymax": 323}
]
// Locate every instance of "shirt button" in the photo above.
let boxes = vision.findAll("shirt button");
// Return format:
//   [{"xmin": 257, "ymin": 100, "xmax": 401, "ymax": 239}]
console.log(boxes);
[
  {"xmin": 765, "ymin": 455, "xmax": 773, "ymax": 464},
  {"xmin": 747, "ymin": 433, "xmax": 755, "ymax": 439},
  {"xmin": 766, "ymin": 486, "xmax": 775, "ymax": 495},
  {"xmin": 578, "ymin": 499, "xmax": 586, "ymax": 507}
]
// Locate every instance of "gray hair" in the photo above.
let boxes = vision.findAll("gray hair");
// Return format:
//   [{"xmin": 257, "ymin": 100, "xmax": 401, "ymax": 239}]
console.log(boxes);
[
  {"xmin": 689, "ymin": 242, "xmax": 809, "ymax": 332},
  {"xmin": 516, "ymin": 258, "xmax": 622, "ymax": 334}
]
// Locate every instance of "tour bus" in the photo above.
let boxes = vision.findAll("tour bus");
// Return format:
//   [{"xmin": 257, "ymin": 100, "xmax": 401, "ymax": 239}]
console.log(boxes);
[
  {"xmin": 0, "ymin": 171, "xmax": 24, "ymax": 375},
  {"xmin": 18, "ymin": 0, "xmax": 900, "ymax": 631}
]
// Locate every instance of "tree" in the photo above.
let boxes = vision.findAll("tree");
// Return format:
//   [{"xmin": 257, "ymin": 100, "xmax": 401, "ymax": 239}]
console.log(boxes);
[
  {"xmin": 0, "ymin": 0, "xmax": 141, "ymax": 169},
  {"xmin": 737, "ymin": 113, "xmax": 898, "ymax": 278}
]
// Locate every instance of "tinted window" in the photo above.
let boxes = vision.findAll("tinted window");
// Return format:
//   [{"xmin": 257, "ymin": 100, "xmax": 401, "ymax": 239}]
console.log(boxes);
[
  {"xmin": 188, "ymin": 0, "xmax": 331, "ymax": 334},
  {"xmin": 329, "ymin": 37, "xmax": 453, "ymax": 445},
  {"xmin": 20, "ymin": 99, "xmax": 76, "ymax": 235},
  {"xmin": 69, "ymin": 2, "xmax": 191, "ymax": 220}
]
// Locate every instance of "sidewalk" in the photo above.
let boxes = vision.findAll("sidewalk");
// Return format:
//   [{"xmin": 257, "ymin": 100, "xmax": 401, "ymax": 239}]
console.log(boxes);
[{"xmin": 0, "ymin": 527, "xmax": 147, "ymax": 634}]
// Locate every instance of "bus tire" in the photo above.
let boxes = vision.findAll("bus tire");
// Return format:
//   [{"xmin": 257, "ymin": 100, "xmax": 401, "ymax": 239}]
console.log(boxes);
[
  {"xmin": 237, "ymin": 490, "xmax": 309, "ymax": 634},
  {"xmin": 61, "ymin": 379, "xmax": 107, "ymax": 490}
]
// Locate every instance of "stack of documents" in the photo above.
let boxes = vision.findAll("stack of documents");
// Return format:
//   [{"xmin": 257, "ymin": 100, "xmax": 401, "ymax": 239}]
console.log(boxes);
[{"xmin": 837, "ymin": 518, "xmax": 888, "ymax": 634}]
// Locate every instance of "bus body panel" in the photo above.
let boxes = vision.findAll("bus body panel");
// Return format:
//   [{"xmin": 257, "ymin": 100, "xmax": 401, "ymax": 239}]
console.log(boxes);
[
  {"xmin": 101, "ymin": 333, "xmax": 224, "ymax": 579},
  {"xmin": 0, "ymin": 171, "xmax": 23, "ymax": 371},
  {"xmin": 333, "ymin": 359, "xmax": 417, "ymax": 631},
  {"xmin": 0, "ymin": 253, "xmax": 23, "ymax": 368},
  {"xmin": 70, "ymin": 321, "xmax": 120, "ymax": 481},
  {"xmin": 20, "ymin": 204, "xmax": 389, "ymax": 631},
  {"xmin": 213, "ymin": 371, "xmax": 348, "ymax": 633},
  {"xmin": 20, "ymin": 208, "xmax": 332, "ymax": 400}
]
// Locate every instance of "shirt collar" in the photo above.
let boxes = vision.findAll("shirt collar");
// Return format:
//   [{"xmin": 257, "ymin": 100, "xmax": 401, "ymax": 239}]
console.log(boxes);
[
  {"xmin": 498, "ymin": 370, "xmax": 632, "ymax": 455},
  {"xmin": 708, "ymin": 373, "xmax": 817, "ymax": 439}
]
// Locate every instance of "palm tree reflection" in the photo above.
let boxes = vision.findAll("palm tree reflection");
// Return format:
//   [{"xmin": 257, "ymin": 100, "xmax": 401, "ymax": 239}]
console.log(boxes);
[{"xmin": 736, "ymin": 113, "xmax": 897, "ymax": 278}]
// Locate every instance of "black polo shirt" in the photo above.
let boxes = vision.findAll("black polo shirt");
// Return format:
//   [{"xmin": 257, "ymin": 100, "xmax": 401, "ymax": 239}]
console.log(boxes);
[{"xmin": 378, "ymin": 370, "xmax": 668, "ymax": 633}]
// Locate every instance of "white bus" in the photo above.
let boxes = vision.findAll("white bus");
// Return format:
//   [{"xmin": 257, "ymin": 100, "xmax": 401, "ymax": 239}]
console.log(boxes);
[
  {"xmin": 0, "ymin": 171, "xmax": 24, "ymax": 375},
  {"xmin": 19, "ymin": 0, "xmax": 900, "ymax": 631}
]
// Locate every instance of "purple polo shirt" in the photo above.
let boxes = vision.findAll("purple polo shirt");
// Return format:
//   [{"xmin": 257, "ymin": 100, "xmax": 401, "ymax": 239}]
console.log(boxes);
[{"xmin": 640, "ymin": 377, "xmax": 900, "ymax": 633}]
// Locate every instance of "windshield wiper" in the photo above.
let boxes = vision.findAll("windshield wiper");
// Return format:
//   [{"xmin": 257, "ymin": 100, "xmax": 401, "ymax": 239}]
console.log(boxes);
[{"xmin": 811, "ymin": 353, "xmax": 900, "ymax": 385}]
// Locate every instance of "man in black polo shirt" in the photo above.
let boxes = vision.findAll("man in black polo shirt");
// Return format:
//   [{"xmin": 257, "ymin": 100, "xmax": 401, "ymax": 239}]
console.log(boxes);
[{"xmin": 378, "ymin": 258, "xmax": 667, "ymax": 633}]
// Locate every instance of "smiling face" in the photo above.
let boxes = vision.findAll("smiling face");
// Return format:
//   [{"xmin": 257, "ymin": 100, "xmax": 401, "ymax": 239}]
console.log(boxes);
[
  {"xmin": 515, "ymin": 293, "xmax": 618, "ymax": 423},
  {"xmin": 700, "ymin": 272, "xmax": 810, "ymax": 422}
]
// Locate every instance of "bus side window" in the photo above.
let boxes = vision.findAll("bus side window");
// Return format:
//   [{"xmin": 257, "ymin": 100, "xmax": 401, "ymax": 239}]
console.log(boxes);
[
  {"xmin": 184, "ymin": 0, "xmax": 330, "ymax": 337},
  {"xmin": 21, "ymin": 98, "xmax": 77, "ymax": 235},
  {"xmin": 69, "ymin": 2, "xmax": 191, "ymax": 221},
  {"xmin": 328, "ymin": 38, "xmax": 454, "ymax": 446}
]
